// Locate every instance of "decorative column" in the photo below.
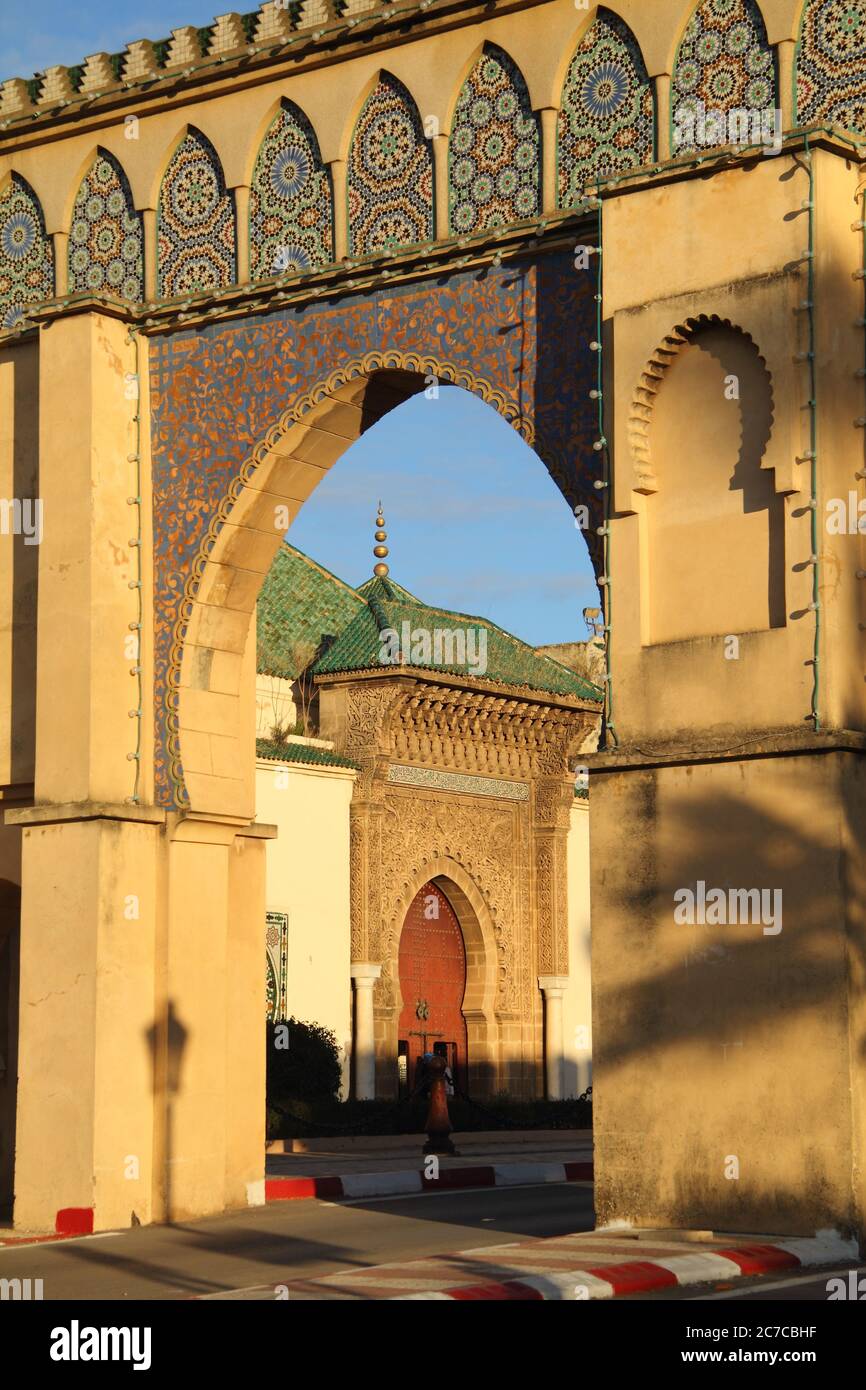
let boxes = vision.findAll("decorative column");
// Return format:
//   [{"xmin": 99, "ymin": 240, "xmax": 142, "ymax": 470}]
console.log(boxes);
[
  {"xmin": 776, "ymin": 39, "xmax": 796, "ymax": 132},
  {"xmin": 654, "ymin": 74, "xmax": 672, "ymax": 161},
  {"xmin": 538, "ymin": 975, "xmax": 569, "ymax": 1100},
  {"xmin": 431, "ymin": 132, "xmax": 449, "ymax": 237},
  {"xmin": 351, "ymin": 963, "xmax": 382, "ymax": 1099},
  {"xmin": 233, "ymin": 184, "xmax": 251, "ymax": 284},
  {"xmin": 142, "ymin": 208, "xmax": 157, "ymax": 300},
  {"xmin": 9, "ymin": 309, "xmax": 279, "ymax": 1231},
  {"xmin": 331, "ymin": 159, "xmax": 348, "ymax": 259},
  {"xmin": 539, "ymin": 108, "xmax": 558, "ymax": 214},
  {"xmin": 52, "ymin": 232, "xmax": 69, "ymax": 297}
]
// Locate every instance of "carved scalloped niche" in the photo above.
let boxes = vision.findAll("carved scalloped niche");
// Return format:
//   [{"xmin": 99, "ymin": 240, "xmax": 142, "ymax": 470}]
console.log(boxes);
[{"xmin": 636, "ymin": 316, "xmax": 785, "ymax": 644}]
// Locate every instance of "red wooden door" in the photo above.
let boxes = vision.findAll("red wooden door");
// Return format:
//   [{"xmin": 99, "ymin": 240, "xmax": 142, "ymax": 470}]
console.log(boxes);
[{"xmin": 398, "ymin": 881, "xmax": 468, "ymax": 1093}]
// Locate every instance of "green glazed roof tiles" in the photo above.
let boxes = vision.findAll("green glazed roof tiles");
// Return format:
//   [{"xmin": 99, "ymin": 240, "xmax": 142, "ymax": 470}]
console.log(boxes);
[
  {"xmin": 257, "ymin": 543, "xmax": 366, "ymax": 680},
  {"xmin": 257, "ymin": 542, "xmax": 602, "ymax": 704},
  {"xmin": 314, "ymin": 586, "xmax": 602, "ymax": 702},
  {"xmin": 255, "ymin": 738, "xmax": 360, "ymax": 770}
]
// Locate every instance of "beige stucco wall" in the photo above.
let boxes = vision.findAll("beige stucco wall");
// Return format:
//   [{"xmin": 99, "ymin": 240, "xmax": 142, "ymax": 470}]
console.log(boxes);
[
  {"xmin": 0, "ymin": 338, "xmax": 38, "ymax": 791},
  {"xmin": 255, "ymin": 754, "xmax": 356, "ymax": 1096},
  {"xmin": 604, "ymin": 145, "xmax": 866, "ymax": 750},
  {"xmin": 590, "ymin": 749, "xmax": 865, "ymax": 1241},
  {"xmin": 564, "ymin": 798, "xmax": 592, "ymax": 1098},
  {"xmin": 590, "ymin": 137, "xmax": 866, "ymax": 1246}
]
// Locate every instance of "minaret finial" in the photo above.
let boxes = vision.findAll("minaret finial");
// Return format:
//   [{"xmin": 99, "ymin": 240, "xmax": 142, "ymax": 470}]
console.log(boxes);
[{"xmin": 373, "ymin": 501, "xmax": 389, "ymax": 577}]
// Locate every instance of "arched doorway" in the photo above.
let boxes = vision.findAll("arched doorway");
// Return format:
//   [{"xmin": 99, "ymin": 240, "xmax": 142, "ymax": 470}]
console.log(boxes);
[{"xmin": 397, "ymin": 881, "xmax": 468, "ymax": 1096}]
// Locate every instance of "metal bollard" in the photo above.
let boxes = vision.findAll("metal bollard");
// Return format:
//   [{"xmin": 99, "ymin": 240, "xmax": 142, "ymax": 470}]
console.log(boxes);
[{"xmin": 422, "ymin": 1053, "xmax": 457, "ymax": 1155}]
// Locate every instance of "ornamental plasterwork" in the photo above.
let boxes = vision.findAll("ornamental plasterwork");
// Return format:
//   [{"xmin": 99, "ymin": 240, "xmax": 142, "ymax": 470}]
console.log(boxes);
[
  {"xmin": 390, "ymin": 681, "xmax": 595, "ymax": 779},
  {"xmin": 378, "ymin": 791, "xmax": 522, "ymax": 1010},
  {"xmin": 344, "ymin": 683, "xmax": 400, "ymax": 754},
  {"xmin": 342, "ymin": 672, "xmax": 595, "ymax": 1008},
  {"xmin": 387, "ymin": 764, "xmax": 529, "ymax": 802},
  {"xmin": 533, "ymin": 777, "xmax": 576, "ymax": 829}
]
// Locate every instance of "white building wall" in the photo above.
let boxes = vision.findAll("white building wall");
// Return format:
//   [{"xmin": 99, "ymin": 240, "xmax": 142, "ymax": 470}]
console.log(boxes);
[
  {"xmin": 255, "ymin": 673, "xmax": 297, "ymax": 740},
  {"xmin": 563, "ymin": 798, "xmax": 592, "ymax": 1097},
  {"xmin": 255, "ymin": 756, "xmax": 355, "ymax": 1098}
]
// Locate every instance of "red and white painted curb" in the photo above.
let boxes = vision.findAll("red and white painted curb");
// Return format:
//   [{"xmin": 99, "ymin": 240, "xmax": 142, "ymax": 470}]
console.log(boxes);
[
  {"xmin": 0, "ymin": 1208, "xmax": 97, "ymax": 1246},
  {"xmin": 195, "ymin": 1230, "xmax": 858, "ymax": 1300},
  {"xmin": 265, "ymin": 1159, "xmax": 593, "ymax": 1204},
  {"xmin": 393, "ymin": 1233, "xmax": 858, "ymax": 1301}
]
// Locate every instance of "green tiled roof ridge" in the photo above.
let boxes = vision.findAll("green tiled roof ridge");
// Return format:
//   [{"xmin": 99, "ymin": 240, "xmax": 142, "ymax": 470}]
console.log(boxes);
[
  {"xmin": 258, "ymin": 543, "xmax": 602, "ymax": 704},
  {"xmin": 255, "ymin": 738, "xmax": 360, "ymax": 770},
  {"xmin": 286, "ymin": 543, "xmax": 366, "ymax": 604},
  {"xmin": 257, "ymin": 542, "xmax": 366, "ymax": 680},
  {"xmin": 356, "ymin": 574, "xmax": 423, "ymax": 604},
  {"xmin": 314, "ymin": 590, "xmax": 602, "ymax": 702}
]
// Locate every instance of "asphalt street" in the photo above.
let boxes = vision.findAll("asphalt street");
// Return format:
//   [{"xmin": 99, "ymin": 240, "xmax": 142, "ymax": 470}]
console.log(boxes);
[
  {"xmin": 1, "ymin": 1185, "xmax": 859, "ymax": 1302},
  {"xmin": 0, "ymin": 1183, "xmax": 595, "ymax": 1301}
]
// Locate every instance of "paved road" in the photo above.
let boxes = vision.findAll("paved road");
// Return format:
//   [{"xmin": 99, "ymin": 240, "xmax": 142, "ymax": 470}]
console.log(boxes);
[
  {"xmin": 265, "ymin": 1143, "xmax": 592, "ymax": 1178},
  {"xmin": 2, "ymin": 1185, "xmax": 858, "ymax": 1302},
  {"xmin": 0, "ymin": 1184, "xmax": 595, "ymax": 1301},
  {"xmin": 633, "ymin": 1264, "xmax": 865, "ymax": 1302}
]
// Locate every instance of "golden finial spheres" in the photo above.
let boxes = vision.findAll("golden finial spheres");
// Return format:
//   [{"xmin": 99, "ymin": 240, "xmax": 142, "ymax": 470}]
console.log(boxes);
[{"xmin": 373, "ymin": 502, "xmax": 389, "ymax": 577}]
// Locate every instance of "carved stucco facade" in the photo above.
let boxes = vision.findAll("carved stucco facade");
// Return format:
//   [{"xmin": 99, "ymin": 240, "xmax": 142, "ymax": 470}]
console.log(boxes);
[{"xmin": 317, "ymin": 669, "xmax": 598, "ymax": 1098}]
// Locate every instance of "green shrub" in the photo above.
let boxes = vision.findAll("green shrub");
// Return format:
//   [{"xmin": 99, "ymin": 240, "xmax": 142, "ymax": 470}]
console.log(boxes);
[
  {"xmin": 267, "ymin": 1090, "xmax": 592, "ymax": 1139},
  {"xmin": 266, "ymin": 1018, "xmax": 342, "ymax": 1107}
]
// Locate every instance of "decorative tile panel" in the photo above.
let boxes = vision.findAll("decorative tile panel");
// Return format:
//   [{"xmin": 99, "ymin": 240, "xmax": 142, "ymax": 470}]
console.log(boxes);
[
  {"xmin": 69, "ymin": 151, "xmax": 144, "ymax": 300},
  {"xmin": 449, "ymin": 44, "xmax": 540, "ymax": 234},
  {"xmin": 388, "ymin": 764, "xmax": 530, "ymax": 801},
  {"xmin": 157, "ymin": 128, "xmax": 236, "ymax": 298},
  {"xmin": 672, "ymin": 0, "xmax": 776, "ymax": 153},
  {"xmin": 558, "ymin": 10, "xmax": 654, "ymax": 204},
  {"xmin": 348, "ymin": 73, "xmax": 434, "ymax": 255},
  {"xmin": 0, "ymin": 175, "xmax": 54, "ymax": 328},
  {"xmin": 797, "ymin": 0, "xmax": 866, "ymax": 132},
  {"xmin": 251, "ymin": 102, "xmax": 333, "ymax": 278}
]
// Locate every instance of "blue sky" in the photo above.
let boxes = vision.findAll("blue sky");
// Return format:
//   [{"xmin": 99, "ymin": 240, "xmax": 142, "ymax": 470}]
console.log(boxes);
[
  {"xmin": 290, "ymin": 389, "xmax": 597, "ymax": 649},
  {"xmin": 4, "ymin": 5, "xmax": 598, "ymax": 648},
  {"xmin": 0, "ymin": 2, "xmax": 225, "ymax": 81}
]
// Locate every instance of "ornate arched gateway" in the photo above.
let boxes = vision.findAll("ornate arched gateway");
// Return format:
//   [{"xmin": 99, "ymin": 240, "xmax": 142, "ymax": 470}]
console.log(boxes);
[
  {"xmin": 2, "ymin": 0, "xmax": 866, "ymax": 1251},
  {"xmin": 397, "ymin": 881, "xmax": 469, "ymax": 1094}
]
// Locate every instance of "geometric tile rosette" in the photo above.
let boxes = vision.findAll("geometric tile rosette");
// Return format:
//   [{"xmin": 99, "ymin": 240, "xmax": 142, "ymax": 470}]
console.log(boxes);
[
  {"xmin": 148, "ymin": 252, "xmax": 598, "ymax": 805},
  {"xmin": 68, "ymin": 151, "xmax": 144, "ymax": 300},
  {"xmin": 672, "ymin": 0, "xmax": 777, "ymax": 153},
  {"xmin": 558, "ymin": 9, "xmax": 655, "ymax": 205},
  {"xmin": 250, "ymin": 102, "xmax": 333, "ymax": 279},
  {"xmin": 797, "ymin": 0, "xmax": 866, "ymax": 133},
  {"xmin": 348, "ymin": 73, "xmax": 434, "ymax": 255},
  {"xmin": 0, "ymin": 174, "xmax": 54, "ymax": 329},
  {"xmin": 157, "ymin": 128, "xmax": 237, "ymax": 298},
  {"xmin": 449, "ymin": 44, "xmax": 541, "ymax": 235}
]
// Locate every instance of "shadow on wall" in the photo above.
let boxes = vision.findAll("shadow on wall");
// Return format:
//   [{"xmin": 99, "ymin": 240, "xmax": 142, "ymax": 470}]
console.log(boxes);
[
  {"xmin": 592, "ymin": 767, "xmax": 866, "ymax": 1240},
  {"xmin": 9, "ymin": 339, "xmax": 39, "ymax": 788},
  {"xmin": 0, "ymin": 881, "xmax": 21, "ymax": 1217},
  {"xmin": 144, "ymin": 999, "xmax": 189, "ymax": 1225}
]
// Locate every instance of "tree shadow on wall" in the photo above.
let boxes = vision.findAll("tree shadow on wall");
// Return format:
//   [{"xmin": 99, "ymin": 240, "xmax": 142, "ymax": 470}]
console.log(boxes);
[{"xmin": 592, "ymin": 774, "xmax": 866, "ymax": 1241}]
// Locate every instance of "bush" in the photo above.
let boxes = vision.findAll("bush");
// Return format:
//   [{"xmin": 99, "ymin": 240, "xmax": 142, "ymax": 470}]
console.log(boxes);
[
  {"xmin": 267, "ymin": 1090, "xmax": 592, "ymax": 1139},
  {"xmin": 266, "ymin": 1017, "xmax": 342, "ymax": 1108}
]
